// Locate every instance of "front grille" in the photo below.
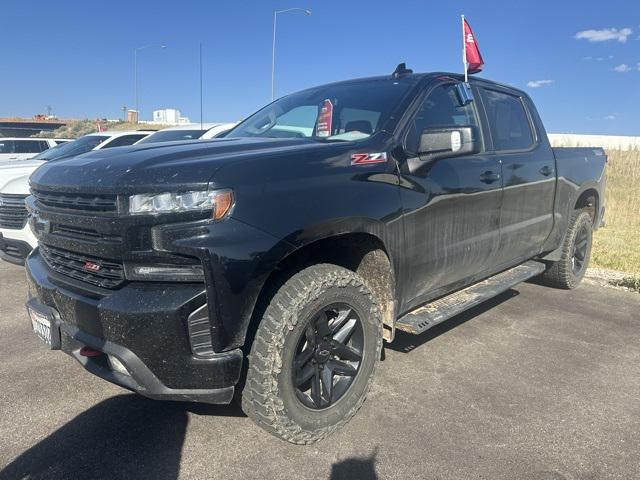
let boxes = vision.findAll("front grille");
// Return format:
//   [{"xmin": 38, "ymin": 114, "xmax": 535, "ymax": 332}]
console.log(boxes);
[
  {"xmin": 52, "ymin": 224, "xmax": 122, "ymax": 244},
  {"xmin": 0, "ymin": 194, "xmax": 29, "ymax": 229},
  {"xmin": 39, "ymin": 244, "xmax": 125, "ymax": 289},
  {"xmin": 33, "ymin": 190, "xmax": 117, "ymax": 214}
]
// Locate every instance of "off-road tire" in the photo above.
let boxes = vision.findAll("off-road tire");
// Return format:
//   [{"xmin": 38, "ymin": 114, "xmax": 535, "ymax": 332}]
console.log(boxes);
[
  {"xmin": 541, "ymin": 210, "xmax": 593, "ymax": 289},
  {"xmin": 241, "ymin": 264, "xmax": 383, "ymax": 444}
]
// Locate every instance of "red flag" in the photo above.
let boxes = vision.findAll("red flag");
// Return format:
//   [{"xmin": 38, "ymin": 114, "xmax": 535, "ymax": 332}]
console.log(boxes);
[{"xmin": 463, "ymin": 18, "xmax": 484, "ymax": 74}]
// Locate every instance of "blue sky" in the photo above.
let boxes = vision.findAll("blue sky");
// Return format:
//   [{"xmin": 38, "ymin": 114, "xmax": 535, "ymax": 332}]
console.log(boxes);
[{"xmin": 1, "ymin": 0, "xmax": 639, "ymax": 134}]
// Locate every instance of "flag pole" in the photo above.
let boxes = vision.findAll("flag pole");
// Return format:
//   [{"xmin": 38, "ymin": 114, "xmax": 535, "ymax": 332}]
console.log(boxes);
[{"xmin": 461, "ymin": 14, "xmax": 468, "ymax": 83}]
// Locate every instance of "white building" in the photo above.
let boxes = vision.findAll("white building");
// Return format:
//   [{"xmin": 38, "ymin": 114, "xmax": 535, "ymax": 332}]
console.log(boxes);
[{"xmin": 152, "ymin": 108, "xmax": 190, "ymax": 125}]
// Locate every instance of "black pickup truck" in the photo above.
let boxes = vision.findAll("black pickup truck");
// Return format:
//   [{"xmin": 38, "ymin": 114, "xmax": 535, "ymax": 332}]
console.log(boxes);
[{"xmin": 24, "ymin": 66, "xmax": 606, "ymax": 444}]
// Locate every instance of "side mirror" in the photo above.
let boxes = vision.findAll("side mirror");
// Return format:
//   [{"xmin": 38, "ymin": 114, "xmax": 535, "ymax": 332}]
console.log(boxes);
[{"xmin": 407, "ymin": 126, "xmax": 480, "ymax": 174}]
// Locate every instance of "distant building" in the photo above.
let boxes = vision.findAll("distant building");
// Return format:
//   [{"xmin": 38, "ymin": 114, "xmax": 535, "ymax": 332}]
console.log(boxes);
[
  {"xmin": 127, "ymin": 109, "xmax": 139, "ymax": 123},
  {"xmin": 152, "ymin": 108, "xmax": 190, "ymax": 125}
]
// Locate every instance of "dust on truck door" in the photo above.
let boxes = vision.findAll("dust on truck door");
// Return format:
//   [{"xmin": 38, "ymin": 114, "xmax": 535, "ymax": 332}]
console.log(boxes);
[
  {"xmin": 398, "ymin": 82, "xmax": 502, "ymax": 308},
  {"xmin": 479, "ymin": 87, "xmax": 556, "ymax": 266}
]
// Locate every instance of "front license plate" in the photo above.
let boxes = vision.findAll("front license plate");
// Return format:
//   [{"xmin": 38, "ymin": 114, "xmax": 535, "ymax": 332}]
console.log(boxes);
[
  {"xmin": 29, "ymin": 307, "xmax": 53, "ymax": 346},
  {"xmin": 27, "ymin": 303, "xmax": 63, "ymax": 349}
]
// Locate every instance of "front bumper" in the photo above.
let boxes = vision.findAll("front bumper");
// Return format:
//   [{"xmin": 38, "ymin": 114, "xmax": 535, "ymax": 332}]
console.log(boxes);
[{"xmin": 26, "ymin": 249, "xmax": 243, "ymax": 404}]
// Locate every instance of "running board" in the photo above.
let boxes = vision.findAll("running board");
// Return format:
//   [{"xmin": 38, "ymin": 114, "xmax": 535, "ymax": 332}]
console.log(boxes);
[{"xmin": 395, "ymin": 261, "xmax": 546, "ymax": 335}]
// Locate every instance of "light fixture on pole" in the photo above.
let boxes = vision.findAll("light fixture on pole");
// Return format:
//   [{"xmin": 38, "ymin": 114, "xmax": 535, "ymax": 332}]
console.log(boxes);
[
  {"xmin": 271, "ymin": 8, "xmax": 311, "ymax": 101},
  {"xmin": 134, "ymin": 44, "xmax": 167, "ymax": 123}
]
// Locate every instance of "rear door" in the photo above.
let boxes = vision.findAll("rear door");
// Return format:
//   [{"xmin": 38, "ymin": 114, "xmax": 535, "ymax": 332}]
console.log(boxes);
[
  {"xmin": 478, "ymin": 87, "xmax": 555, "ymax": 267},
  {"xmin": 398, "ymin": 82, "xmax": 502, "ymax": 308}
]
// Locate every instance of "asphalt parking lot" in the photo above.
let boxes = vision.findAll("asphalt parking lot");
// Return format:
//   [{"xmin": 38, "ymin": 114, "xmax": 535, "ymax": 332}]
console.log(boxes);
[{"xmin": 0, "ymin": 260, "xmax": 638, "ymax": 480}]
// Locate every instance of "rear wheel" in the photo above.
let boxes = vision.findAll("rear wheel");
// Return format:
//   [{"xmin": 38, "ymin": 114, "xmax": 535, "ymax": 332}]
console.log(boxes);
[
  {"xmin": 241, "ymin": 264, "xmax": 382, "ymax": 444},
  {"xmin": 541, "ymin": 211, "xmax": 593, "ymax": 289}
]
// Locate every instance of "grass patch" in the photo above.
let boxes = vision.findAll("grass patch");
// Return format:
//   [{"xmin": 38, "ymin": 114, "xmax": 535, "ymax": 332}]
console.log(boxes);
[
  {"xmin": 612, "ymin": 276, "xmax": 640, "ymax": 293},
  {"xmin": 591, "ymin": 149, "xmax": 640, "ymax": 274}
]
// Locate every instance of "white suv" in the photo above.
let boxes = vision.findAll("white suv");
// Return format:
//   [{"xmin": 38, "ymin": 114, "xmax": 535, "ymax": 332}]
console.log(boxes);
[
  {"xmin": 0, "ymin": 130, "xmax": 151, "ymax": 264},
  {"xmin": 0, "ymin": 138, "xmax": 70, "ymax": 162}
]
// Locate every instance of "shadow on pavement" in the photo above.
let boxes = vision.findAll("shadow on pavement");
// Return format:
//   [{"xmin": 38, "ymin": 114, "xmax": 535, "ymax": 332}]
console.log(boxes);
[
  {"xmin": 0, "ymin": 394, "xmax": 244, "ymax": 480},
  {"xmin": 387, "ymin": 289, "xmax": 520, "ymax": 353},
  {"xmin": 330, "ymin": 448, "xmax": 378, "ymax": 480}
]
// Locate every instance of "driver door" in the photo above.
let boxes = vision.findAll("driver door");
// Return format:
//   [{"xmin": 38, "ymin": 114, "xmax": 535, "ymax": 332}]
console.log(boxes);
[{"xmin": 398, "ymin": 82, "xmax": 503, "ymax": 309}]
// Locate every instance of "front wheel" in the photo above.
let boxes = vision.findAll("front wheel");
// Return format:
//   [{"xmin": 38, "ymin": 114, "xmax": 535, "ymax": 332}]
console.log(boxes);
[
  {"xmin": 540, "ymin": 210, "xmax": 593, "ymax": 289},
  {"xmin": 241, "ymin": 264, "xmax": 382, "ymax": 444}
]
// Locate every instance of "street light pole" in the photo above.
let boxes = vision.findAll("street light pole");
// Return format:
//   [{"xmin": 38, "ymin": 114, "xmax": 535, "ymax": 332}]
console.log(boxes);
[
  {"xmin": 271, "ymin": 8, "xmax": 311, "ymax": 101},
  {"xmin": 134, "ymin": 44, "xmax": 166, "ymax": 123}
]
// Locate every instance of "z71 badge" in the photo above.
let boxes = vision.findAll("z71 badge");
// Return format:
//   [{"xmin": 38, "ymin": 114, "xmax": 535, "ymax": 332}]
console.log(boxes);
[{"xmin": 350, "ymin": 152, "xmax": 388, "ymax": 166}]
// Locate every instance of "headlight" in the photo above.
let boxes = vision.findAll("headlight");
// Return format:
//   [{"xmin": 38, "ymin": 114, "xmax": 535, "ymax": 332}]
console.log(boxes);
[
  {"xmin": 128, "ymin": 188, "xmax": 233, "ymax": 219},
  {"xmin": 124, "ymin": 264, "xmax": 205, "ymax": 282}
]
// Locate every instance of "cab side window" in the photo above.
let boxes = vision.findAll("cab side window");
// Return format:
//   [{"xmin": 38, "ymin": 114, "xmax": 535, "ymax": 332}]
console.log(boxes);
[
  {"xmin": 0, "ymin": 140, "xmax": 14, "ymax": 153},
  {"xmin": 406, "ymin": 84, "xmax": 479, "ymax": 153},
  {"xmin": 481, "ymin": 89, "xmax": 534, "ymax": 151},
  {"xmin": 13, "ymin": 140, "xmax": 44, "ymax": 153}
]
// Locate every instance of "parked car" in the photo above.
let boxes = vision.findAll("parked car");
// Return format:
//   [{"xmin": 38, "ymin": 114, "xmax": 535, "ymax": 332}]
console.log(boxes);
[
  {"xmin": 136, "ymin": 123, "xmax": 238, "ymax": 144},
  {"xmin": 0, "ymin": 138, "xmax": 70, "ymax": 162},
  {"xmin": 24, "ymin": 67, "xmax": 606, "ymax": 444},
  {"xmin": 0, "ymin": 130, "xmax": 151, "ymax": 264}
]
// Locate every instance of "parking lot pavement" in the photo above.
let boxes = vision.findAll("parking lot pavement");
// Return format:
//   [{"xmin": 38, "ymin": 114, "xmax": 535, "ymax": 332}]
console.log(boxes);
[{"xmin": 0, "ymin": 260, "xmax": 638, "ymax": 480}]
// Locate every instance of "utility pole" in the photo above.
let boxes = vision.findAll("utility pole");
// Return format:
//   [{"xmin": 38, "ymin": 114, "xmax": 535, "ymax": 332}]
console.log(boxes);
[{"xmin": 199, "ymin": 42, "xmax": 203, "ymax": 129}]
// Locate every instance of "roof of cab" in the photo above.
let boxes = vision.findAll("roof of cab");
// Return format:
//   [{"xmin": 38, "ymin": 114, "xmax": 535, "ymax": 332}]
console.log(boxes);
[{"xmin": 290, "ymin": 70, "xmax": 527, "ymax": 98}]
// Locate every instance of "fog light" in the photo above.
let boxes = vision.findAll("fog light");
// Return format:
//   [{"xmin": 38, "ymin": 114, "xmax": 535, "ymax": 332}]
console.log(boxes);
[{"xmin": 107, "ymin": 355, "xmax": 130, "ymax": 376}]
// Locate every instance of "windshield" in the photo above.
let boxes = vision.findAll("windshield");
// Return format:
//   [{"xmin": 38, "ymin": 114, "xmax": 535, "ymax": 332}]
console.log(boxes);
[
  {"xmin": 31, "ymin": 135, "xmax": 109, "ymax": 161},
  {"xmin": 227, "ymin": 77, "xmax": 417, "ymax": 142},
  {"xmin": 136, "ymin": 129, "xmax": 207, "ymax": 144}
]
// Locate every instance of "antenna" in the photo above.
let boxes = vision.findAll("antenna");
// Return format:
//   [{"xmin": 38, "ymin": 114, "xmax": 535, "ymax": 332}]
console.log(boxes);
[{"xmin": 392, "ymin": 63, "xmax": 413, "ymax": 78}]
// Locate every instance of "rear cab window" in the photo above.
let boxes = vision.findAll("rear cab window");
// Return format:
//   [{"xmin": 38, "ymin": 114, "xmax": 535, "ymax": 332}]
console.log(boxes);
[
  {"xmin": 137, "ymin": 130, "xmax": 207, "ymax": 144},
  {"xmin": 480, "ymin": 88, "xmax": 535, "ymax": 151},
  {"xmin": 101, "ymin": 134, "xmax": 148, "ymax": 148}
]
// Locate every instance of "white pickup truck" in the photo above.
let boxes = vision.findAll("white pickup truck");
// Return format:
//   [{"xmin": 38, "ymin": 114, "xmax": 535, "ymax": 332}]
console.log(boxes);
[
  {"xmin": 0, "ymin": 131, "xmax": 150, "ymax": 264},
  {"xmin": 0, "ymin": 138, "xmax": 70, "ymax": 162}
]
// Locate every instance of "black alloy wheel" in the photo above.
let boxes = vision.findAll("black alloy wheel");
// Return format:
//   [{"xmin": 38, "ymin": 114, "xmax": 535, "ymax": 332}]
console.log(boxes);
[
  {"xmin": 292, "ymin": 304, "xmax": 364, "ymax": 410},
  {"xmin": 571, "ymin": 224, "xmax": 589, "ymax": 276}
]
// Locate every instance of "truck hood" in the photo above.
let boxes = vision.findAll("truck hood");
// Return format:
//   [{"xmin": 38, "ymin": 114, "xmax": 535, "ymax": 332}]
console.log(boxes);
[
  {"xmin": 30, "ymin": 137, "xmax": 341, "ymax": 194},
  {"xmin": 0, "ymin": 160, "xmax": 45, "ymax": 194}
]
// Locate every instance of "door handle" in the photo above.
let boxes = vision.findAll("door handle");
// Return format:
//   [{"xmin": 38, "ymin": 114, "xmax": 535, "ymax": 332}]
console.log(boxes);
[
  {"xmin": 539, "ymin": 165, "xmax": 553, "ymax": 176},
  {"xmin": 479, "ymin": 171, "xmax": 500, "ymax": 184}
]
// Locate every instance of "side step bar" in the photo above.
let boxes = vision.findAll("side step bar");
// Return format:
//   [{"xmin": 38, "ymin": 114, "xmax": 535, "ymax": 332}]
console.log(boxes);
[{"xmin": 395, "ymin": 261, "xmax": 546, "ymax": 335}]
